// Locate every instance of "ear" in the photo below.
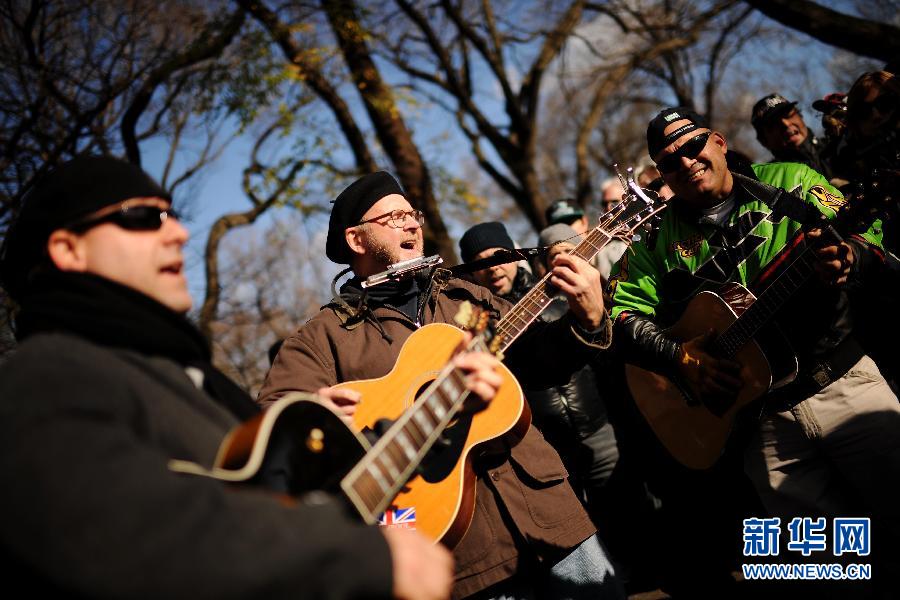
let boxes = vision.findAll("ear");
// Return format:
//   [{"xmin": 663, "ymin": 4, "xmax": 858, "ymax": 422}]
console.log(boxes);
[
  {"xmin": 46, "ymin": 229, "xmax": 89, "ymax": 272},
  {"xmin": 344, "ymin": 226, "xmax": 366, "ymax": 257},
  {"xmin": 713, "ymin": 131, "xmax": 728, "ymax": 154}
]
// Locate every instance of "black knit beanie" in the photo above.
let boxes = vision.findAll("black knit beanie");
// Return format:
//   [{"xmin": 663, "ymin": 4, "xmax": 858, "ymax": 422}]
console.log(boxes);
[
  {"xmin": 0, "ymin": 155, "xmax": 171, "ymax": 300},
  {"xmin": 459, "ymin": 222, "xmax": 515, "ymax": 263},
  {"xmin": 326, "ymin": 171, "xmax": 405, "ymax": 264}
]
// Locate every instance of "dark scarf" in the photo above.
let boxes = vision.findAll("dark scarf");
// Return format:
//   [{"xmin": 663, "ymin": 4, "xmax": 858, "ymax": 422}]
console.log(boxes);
[
  {"xmin": 341, "ymin": 275, "xmax": 422, "ymax": 323},
  {"xmin": 14, "ymin": 271, "xmax": 259, "ymax": 420}
]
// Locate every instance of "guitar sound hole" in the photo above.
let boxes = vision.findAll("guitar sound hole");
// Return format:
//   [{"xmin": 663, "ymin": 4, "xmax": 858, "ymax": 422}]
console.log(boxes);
[
  {"xmin": 412, "ymin": 379, "xmax": 470, "ymax": 483},
  {"xmin": 419, "ymin": 415, "xmax": 472, "ymax": 483}
]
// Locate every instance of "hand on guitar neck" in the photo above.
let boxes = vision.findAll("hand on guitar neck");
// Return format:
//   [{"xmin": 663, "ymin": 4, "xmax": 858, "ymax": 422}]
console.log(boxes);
[
  {"xmin": 547, "ymin": 252, "xmax": 606, "ymax": 330},
  {"xmin": 807, "ymin": 228, "xmax": 856, "ymax": 287},
  {"xmin": 676, "ymin": 329, "xmax": 743, "ymax": 408}
]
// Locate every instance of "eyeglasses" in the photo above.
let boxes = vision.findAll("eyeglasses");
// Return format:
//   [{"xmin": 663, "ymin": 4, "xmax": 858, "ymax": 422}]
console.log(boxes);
[
  {"xmin": 67, "ymin": 202, "xmax": 180, "ymax": 232},
  {"xmin": 655, "ymin": 132, "xmax": 712, "ymax": 174},
  {"xmin": 356, "ymin": 209, "xmax": 425, "ymax": 229}
]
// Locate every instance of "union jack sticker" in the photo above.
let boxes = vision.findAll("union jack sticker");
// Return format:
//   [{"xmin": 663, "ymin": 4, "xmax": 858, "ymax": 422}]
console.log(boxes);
[{"xmin": 378, "ymin": 507, "xmax": 417, "ymax": 530}]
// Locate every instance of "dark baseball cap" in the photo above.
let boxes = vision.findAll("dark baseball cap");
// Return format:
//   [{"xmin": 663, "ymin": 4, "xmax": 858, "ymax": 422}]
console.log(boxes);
[
  {"xmin": 545, "ymin": 199, "xmax": 585, "ymax": 226},
  {"xmin": 646, "ymin": 106, "xmax": 710, "ymax": 158},
  {"xmin": 751, "ymin": 94, "xmax": 798, "ymax": 129}
]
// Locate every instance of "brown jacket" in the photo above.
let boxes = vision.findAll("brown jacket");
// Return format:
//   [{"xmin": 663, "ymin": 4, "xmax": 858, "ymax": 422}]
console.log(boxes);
[{"xmin": 258, "ymin": 271, "xmax": 611, "ymax": 598}]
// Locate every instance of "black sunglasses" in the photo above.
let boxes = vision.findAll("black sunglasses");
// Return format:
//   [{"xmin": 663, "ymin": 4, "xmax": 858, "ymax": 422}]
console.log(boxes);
[
  {"xmin": 68, "ymin": 204, "xmax": 180, "ymax": 232},
  {"xmin": 655, "ymin": 132, "xmax": 712, "ymax": 174}
]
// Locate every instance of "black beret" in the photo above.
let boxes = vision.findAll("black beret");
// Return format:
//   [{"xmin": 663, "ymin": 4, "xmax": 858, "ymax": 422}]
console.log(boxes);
[
  {"xmin": 459, "ymin": 222, "xmax": 515, "ymax": 263},
  {"xmin": 0, "ymin": 155, "xmax": 171, "ymax": 300},
  {"xmin": 326, "ymin": 171, "xmax": 405, "ymax": 264},
  {"xmin": 647, "ymin": 106, "xmax": 709, "ymax": 158}
]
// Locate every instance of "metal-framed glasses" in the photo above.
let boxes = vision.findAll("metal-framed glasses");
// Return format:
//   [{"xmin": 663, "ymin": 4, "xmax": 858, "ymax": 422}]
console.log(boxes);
[
  {"xmin": 66, "ymin": 201, "xmax": 180, "ymax": 232},
  {"xmin": 655, "ymin": 132, "xmax": 712, "ymax": 174},
  {"xmin": 357, "ymin": 209, "xmax": 425, "ymax": 229}
]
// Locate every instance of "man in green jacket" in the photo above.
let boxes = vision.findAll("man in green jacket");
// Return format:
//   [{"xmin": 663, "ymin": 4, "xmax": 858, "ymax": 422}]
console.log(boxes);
[{"xmin": 610, "ymin": 107, "xmax": 899, "ymax": 594}]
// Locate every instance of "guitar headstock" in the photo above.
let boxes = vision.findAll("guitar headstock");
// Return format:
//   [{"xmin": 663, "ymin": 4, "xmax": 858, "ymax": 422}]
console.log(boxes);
[
  {"xmin": 598, "ymin": 165, "xmax": 668, "ymax": 240},
  {"xmin": 453, "ymin": 301, "xmax": 502, "ymax": 355}
]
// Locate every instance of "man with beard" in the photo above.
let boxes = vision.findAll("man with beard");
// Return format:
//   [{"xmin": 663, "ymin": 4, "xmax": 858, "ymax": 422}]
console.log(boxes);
[
  {"xmin": 610, "ymin": 107, "xmax": 900, "ymax": 596},
  {"xmin": 752, "ymin": 93, "xmax": 834, "ymax": 180},
  {"xmin": 260, "ymin": 171, "xmax": 624, "ymax": 600},
  {"xmin": 0, "ymin": 156, "xmax": 508, "ymax": 600}
]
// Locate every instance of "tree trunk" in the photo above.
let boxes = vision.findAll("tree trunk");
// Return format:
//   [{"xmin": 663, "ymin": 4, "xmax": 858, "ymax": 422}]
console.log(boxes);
[
  {"xmin": 323, "ymin": 0, "xmax": 458, "ymax": 263},
  {"xmin": 744, "ymin": 0, "xmax": 900, "ymax": 62}
]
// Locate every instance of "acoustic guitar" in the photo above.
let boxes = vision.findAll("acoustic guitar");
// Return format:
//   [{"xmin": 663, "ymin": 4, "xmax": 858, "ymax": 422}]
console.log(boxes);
[
  {"xmin": 168, "ymin": 306, "xmax": 517, "ymax": 548},
  {"xmin": 170, "ymin": 178, "xmax": 666, "ymax": 546},
  {"xmin": 626, "ymin": 171, "xmax": 898, "ymax": 470},
  {"xmin": 334, "ymin": 178, "xmax": 666, "ymax": 545}
]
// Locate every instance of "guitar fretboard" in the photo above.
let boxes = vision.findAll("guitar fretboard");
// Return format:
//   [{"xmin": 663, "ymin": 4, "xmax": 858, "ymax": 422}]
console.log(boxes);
[
  {"xmin": 494, "ymin": 222, "xmax": 618, "ymax": 353},
  {"xmin": 340, "ymin": 338, "xmax": 486, "ymax": 522},
  {"xmin": 711, "ymin": 238, "xmax": 818, "ymax": 359}
]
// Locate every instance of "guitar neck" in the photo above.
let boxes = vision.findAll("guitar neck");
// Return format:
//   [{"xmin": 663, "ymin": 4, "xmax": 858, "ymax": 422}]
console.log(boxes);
[
  {"xmin": 711, "ymin": 237, "xmax": 818, "ymax": 359},
  {"xmin": 494, "ymin": 222, "xmax": 618, "ymax": 353},
  {"xmin": 340, "ymin": 338, "xmax": 486, "ymax": 523}
]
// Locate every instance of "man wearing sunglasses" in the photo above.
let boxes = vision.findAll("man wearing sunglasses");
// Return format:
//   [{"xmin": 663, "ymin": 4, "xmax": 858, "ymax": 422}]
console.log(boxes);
[
  {"xmin": 0, "ymin": 155, "xmax": 507, "ymax": 599},
  {"xmin": 752, "ymin": 93, "xmax": 834, "ymax": 181},
  {"xmin": 609, "ymin": 107, "xmax": 900, "ymax": 594},
  {"xmin": 260, "ymin": 171, "xmax": 624, "ymax": 600}
]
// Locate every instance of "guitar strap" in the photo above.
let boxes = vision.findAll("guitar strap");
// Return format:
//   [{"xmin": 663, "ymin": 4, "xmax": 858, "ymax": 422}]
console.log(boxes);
[{"xmin": 731, "ymin": 172, "xmax": 823, "ymax": 226}]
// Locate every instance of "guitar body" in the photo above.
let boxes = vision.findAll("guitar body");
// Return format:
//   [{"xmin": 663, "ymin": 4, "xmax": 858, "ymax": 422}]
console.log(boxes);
[
  {"xmin": 169, "ymin": 393, "xmax": 371, "ymax": 496},
  {"xmin": 625, "ymin": 283, "xmax": 773, "ymax": 470},
  {"xmin": 335, "ymin": 323, "xmax": 528, "ymax": 548}
]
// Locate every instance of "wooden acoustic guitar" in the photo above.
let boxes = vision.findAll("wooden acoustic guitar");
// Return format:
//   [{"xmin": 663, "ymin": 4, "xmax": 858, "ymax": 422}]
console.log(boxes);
[
  {"xmin": 626, "ymin": 171, "xmax": 898, "ymax": 470},
  {"xmin": 169, "ymin": 178, "xmax": 666, "ymax": 546},
  {"xmin": 168, "ymin": 306, "xmax": 518, "ymax": 548},
  {"xmin": 333, "ymin": 178, "xmax": 666, "ymax": 545}
]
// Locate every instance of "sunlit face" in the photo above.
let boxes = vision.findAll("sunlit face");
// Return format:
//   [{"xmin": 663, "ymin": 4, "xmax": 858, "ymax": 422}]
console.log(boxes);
[
  {"xmin": 471, "ymin": 247, "xmax": 518, "ymax": 296},
  {"xmin": 758, "ymin": 108, "xmax": 809, "ymax": 153},
  {"xmin": 63, "ymin": 197, "xmax": 192, "ymax": 313},
  {"xmin": 602, "ymin": 183, "xmax": 624, "ymax": 213},
  {"xmin": 348, "ymin": 194, "xmax": 424, "ymax": 274},
  {"xmin": 655, "ymin": 120, "xmax": 732, "ymax": 208}
]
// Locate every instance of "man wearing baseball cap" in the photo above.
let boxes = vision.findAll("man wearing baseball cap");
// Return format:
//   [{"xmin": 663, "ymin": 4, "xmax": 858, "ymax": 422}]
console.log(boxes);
[
  {"xmin": 545, "ymin": 198, "xmax": 589, "ymax": 234},
  {"xmin": 751, "ymin": 92, "xmax": 833, "ymax": 179},
  {"xmin": 610, "ymin": 106, "xmax": 899, "ymax": 595}
]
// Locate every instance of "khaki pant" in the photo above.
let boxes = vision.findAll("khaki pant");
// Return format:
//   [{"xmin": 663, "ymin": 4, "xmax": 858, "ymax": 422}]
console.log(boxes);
[{"xmin": 745, "ymin": 355, "xmax": 900, "ymax": 594}]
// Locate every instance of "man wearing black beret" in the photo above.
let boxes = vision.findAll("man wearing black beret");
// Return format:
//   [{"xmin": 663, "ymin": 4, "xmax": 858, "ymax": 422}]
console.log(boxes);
[
  {"xmin": 0, "ymin": 157, "xmax": 493, "ymax": 599},
  {"xmin": 260, "ymin": 171, "xmax": 624, "ymax": 599}
]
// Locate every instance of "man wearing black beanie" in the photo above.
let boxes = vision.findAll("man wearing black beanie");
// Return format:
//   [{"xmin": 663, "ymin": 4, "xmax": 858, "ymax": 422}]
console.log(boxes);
[
  {"xmin": 261, "ymin": 172, "xmax": 624, "ymax": 599},
  {"xmin": 0, "ymin": 156, "xmax": 485, "ymax": 599}
]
